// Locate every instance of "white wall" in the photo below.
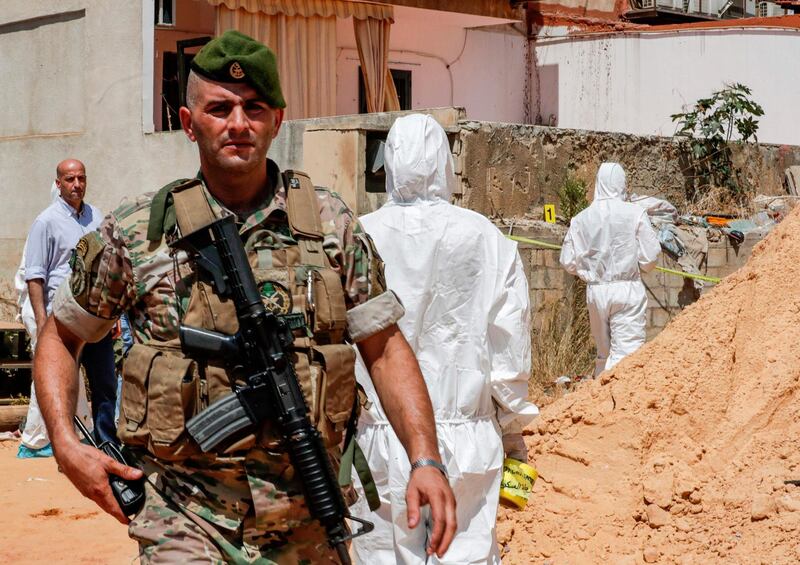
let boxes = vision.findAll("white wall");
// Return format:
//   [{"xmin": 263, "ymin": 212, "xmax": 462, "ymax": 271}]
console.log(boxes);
[
  {"xmin": 335, "ymin": 6, "xmax": 527, "ymax": 123},
  {"xmin": 534, "ymin": 27, "xmax": 800, "ymax": 145}
]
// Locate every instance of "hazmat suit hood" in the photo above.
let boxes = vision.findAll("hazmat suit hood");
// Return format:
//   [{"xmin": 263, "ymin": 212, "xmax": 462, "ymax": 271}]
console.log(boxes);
[
  {"xmin": 384, "ymin": 114, "xmax": 455, "ymax": 204},
  {"xmin": 594, "ymin": 162, "xmax": 627, "ymax": 201}
]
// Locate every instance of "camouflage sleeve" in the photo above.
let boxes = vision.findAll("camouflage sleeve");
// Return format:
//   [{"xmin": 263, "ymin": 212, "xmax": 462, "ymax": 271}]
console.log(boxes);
[
  {"xmin": 52, "ymin": 213, "xmax": 137, "ymax": 343},
  {"xmin": 317, "ymin": 190, "xmax": 404, "ymax": 342}
]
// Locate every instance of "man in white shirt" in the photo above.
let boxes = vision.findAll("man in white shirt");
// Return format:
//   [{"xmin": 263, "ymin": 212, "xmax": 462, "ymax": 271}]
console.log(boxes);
[
  {"xmin": 16, "ymin": 182, "xmax": 92, "ymax": 456},
  {"xmin": 20, "ymin": 159, "xmax": 116, "ymax": 456}
]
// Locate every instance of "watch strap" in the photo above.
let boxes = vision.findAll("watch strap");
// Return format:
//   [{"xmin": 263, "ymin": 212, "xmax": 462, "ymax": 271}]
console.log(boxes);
[{"xmin": 410, "ymin": 458, "xmax": 448, "ymax": 479}]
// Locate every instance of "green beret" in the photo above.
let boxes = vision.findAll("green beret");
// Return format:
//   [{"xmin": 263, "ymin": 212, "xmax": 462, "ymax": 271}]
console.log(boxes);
[{"xmin": 191, "ymin": 30, "xmax": 286, "ymax": 109}]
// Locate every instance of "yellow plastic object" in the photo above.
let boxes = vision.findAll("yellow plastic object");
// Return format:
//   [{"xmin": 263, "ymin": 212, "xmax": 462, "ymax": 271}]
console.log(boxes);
[{"xmin": 499, "ymin": 458, "xmax": 538, "ymax": 510}]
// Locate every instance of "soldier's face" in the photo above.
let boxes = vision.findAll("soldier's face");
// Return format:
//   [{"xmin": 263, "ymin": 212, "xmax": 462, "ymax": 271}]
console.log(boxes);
[
  {"xmin": 180, "ymin": 79, "xmax": 283, "ymax": 176},
  {"xmin": 56, "ymin": 162, "xmax": 86, "ymax": 211}
]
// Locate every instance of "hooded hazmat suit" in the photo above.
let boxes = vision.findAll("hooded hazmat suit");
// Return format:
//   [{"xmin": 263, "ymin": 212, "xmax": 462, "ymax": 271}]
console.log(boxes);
[
  {"xmin": 559, "ymin": 162, "xmax": 661, "ymax": 376},
  {"xmin": 350, "ymin": 114, "xmax": 538, "ymax": 564}
]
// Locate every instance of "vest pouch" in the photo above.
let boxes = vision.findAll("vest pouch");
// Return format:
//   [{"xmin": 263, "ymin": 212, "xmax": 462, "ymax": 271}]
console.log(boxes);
[
  {"xmin": 147, "ymin": 354, "xmax": 202, "ymax": 461},
  {"xmin": 311, "ymin": 269, "xmax": 347, "ymax": 334},
  {"xmin": 118, "ymin": 344, "xmax": 160, "ymax": 447},
  {"xmin": 312, "ymin": 344, "xmax": 356, "ymax": 447},
  {"xmin": 291, "ymin": 346, "xmax": 318, "ymax": 424}
]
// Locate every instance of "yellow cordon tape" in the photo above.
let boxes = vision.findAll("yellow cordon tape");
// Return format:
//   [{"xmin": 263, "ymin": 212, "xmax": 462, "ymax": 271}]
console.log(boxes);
[{"xmin": 506, "ymin": 235, "xmax": 722, "ymax": 285}]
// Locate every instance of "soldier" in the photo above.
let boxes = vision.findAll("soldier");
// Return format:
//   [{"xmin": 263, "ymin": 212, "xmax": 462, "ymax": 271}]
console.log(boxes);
[{"xmin": 34, "ymin": 31, "xmax": 456, "ymax": 563}]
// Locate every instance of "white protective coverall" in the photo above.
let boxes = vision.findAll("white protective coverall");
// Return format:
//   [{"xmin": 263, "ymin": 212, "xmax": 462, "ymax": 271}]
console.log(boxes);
[
  {"xmin": 351, "ymin": 114, "xmax": 538, "ymax": 564},
  {"xmin": 559, "ymin": 163, "xmax": 661, "ymax": 376}
]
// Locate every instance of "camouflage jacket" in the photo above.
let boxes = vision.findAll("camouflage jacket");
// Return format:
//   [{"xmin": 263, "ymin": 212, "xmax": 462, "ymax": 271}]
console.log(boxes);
[
  {"xmin": 51, "ymin": 160, "xmax": 404, "ymax": 534},
  {"xmin": 53, "ymin": 159, "xmax": 403, "ymax": 346}
]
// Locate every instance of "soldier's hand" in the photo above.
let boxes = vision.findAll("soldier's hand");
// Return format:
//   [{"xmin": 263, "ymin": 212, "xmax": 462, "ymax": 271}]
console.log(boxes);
[
  {"xmin": 55, "ymin": 439, "xmax": 143, "ymax": 524},
  {"xmin": 406, "ymin": 466, "xmax": 457, "ymax": 558}
]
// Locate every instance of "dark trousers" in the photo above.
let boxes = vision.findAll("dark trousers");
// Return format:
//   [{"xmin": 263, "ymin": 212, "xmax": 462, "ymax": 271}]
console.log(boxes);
[{"xmin": 80, "ymin": 332, "xmax": 118, "ymax": 445}]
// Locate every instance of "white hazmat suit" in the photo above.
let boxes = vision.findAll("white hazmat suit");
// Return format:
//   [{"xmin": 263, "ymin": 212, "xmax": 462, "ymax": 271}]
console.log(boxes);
[
  {"xmin": 351, "ymin": 114, "xmax": 538, "ymax": 564},
  {"xmin": 560, "ymin": 163, "xmax": 661, "ymax": 376}
]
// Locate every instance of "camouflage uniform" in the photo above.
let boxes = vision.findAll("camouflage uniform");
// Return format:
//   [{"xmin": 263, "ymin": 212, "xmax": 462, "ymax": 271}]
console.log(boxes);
[{"xmin": 52, "ymin": 160, "xmax": 403, "ymax": 563}]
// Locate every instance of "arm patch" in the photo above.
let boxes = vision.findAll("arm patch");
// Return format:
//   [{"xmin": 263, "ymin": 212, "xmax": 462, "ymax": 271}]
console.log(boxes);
[{"xmin": 69, "ymin": 232, "xmax": 106, "ymax": 308}]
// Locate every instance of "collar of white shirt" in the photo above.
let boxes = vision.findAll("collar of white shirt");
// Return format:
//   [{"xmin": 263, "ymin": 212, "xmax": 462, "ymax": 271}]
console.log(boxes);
[{"xmin": 56, "ymin": 196, "xmax": 87, "ymax": 220}]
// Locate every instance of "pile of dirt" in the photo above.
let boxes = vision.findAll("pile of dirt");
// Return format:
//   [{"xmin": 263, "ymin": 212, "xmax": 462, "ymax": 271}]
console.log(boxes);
[{"xmin": 502, "ymin": 205, "xmax": 800, "ymax": 564}]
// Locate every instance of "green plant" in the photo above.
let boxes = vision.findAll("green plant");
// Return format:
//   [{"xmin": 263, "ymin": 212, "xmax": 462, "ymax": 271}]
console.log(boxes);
[
  {"xmin": 557, "ymin": 175, "xmax": 589, "ymax": 222},
  {"xmin": 670, "ymin": 83, "xmax": 764, "ymax": 203}
]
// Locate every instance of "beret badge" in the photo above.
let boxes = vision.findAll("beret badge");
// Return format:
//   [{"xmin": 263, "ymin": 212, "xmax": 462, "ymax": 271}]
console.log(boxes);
[{"xmin": 229, "ymin": 61, "xmax": 245, "ymax": 80}]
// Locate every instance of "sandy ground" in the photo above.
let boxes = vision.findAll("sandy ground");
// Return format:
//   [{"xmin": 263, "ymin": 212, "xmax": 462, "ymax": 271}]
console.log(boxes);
[
  {"xmin": 0, "ymin": 441, "xmax": 138, "ymax": 564},
  {"xmin": 497, "ymin": 205, "xmax": 800, "ymax": 563}
]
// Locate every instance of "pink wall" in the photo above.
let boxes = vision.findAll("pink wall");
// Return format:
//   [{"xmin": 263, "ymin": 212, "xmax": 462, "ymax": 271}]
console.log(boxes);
[{"xmin": 335, "ymin": 6, "xmax": 527, "ymax": 123}]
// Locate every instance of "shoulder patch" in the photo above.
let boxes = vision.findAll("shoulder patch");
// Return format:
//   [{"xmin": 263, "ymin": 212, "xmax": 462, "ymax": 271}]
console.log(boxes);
[{"xmin": 69, "ymin": 232, "xmax": 106, "ymax": 307}]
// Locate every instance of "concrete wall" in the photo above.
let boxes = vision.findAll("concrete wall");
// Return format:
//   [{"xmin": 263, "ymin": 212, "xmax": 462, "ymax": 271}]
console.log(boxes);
[
  {"xmin": 457, "ymin": 121, "xmax": 800, "ymax": 218},
  {"xmin": 533, "ymin": 26, "xmax": 800, "ymax": 146},
  {"xmin": 336, "ymin": 6, "xmax": 527, "ymax": 123}
]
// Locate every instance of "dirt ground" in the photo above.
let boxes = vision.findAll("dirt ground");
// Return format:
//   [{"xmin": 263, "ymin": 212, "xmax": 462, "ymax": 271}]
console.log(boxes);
[{"xmin": 0, "ymin": 441, "xmax": 138, "ymax": 564}]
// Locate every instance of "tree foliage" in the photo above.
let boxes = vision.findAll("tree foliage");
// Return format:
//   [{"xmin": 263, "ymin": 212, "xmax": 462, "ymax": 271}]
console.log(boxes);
[{"xmin": 670, "ymin": 83, "xmax": 764, "ymax": 202}]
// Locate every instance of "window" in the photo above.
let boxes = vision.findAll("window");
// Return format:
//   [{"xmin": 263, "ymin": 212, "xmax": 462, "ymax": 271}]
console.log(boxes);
[
  {"xmin": 757, "ymin": 1, "xmax": 769, "ymax": 16},
  {"xmin": 160, "ymin": 52, "xmax": 182, "ymax": 131},
  {"xmin": 358, "ymin": 68, "xmax": 412, "ymax": 114},
  {"xmin": 155, "ymin": 0, "xmax": 175, "ymax": 26},
  {"xmin": 159, "ymin": 37, "xmax": 211, "ymax": 131}
]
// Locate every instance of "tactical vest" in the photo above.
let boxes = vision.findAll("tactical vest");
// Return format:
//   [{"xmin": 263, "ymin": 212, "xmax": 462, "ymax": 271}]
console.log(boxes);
[{"xmin": 117, "ymin": 171, "xmax": 358, "ymax": 462}]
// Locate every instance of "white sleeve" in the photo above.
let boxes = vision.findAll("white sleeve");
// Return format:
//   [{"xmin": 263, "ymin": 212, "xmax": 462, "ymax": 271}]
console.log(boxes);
[
  {"xmin": 489, "ymin": 244, "xmax": 539, "ymax": 432},
  {"xmin": 636, "ymin": 211, "xmax": 661, "ymax": 273},
  {"xmin": 24, "ymin": 218, "xmax": 49, "ymax": 282},
  {"xmin": 559, "ymin": 223, "xmax": 578, "ymax": 276}
]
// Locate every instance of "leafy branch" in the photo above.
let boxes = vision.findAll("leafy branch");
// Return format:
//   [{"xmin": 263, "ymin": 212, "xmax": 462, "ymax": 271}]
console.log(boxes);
[{"xmin": 670, "ymin": 83, "xmax": 764, "ymax": 203}]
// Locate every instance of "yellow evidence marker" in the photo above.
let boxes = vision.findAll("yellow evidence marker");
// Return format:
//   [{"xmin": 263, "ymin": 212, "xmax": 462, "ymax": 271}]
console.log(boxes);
[{"xmin": 544, "ymin": 204, "xmax": 556, "ymax": 224}]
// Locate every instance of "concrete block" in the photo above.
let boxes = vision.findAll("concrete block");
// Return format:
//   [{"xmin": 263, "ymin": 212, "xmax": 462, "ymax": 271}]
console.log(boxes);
[
  {"xmin": 530, "ymin": 250, "xmax": 548, "ymax": 270},
  {"xmin": 529, "ymin": 267, "xmax": 551, "ymax": 290},
  {"xmin": 542, "ymin": 250, "xmax": 562, "ymax": 268},
  {"xmin": 646, "ymin": 328, "xmax": 661, "ymax": 342},
  {"xmin": 646, "ymin": 285, "xmax": 668, "ymax": 306},
  {"xmin": 651, "ymin": 308, "xmax": 674, "ymax": 328},
  {"xmin": 707, "ymin": 245, "xmax": 728, "ymax": 268}
]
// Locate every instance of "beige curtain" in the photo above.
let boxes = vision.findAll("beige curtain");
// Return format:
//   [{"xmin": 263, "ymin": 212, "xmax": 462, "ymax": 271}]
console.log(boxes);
[
  {"xmin": 208, "ymin": 0, "xmax": 393, "ymax": 20},
  {"xmin": 216, "ymin": 7, "xmax": 336, "ymax": 120},
  {"xmin": 353, "ymin": 17, "xmax": 400, "ymax": 113}
]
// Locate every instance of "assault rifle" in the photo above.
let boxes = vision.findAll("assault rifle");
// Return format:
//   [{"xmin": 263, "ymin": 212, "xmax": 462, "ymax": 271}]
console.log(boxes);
[{"xmin": 171, "ymin": 215, "xmax": 371, "ymax": 564}]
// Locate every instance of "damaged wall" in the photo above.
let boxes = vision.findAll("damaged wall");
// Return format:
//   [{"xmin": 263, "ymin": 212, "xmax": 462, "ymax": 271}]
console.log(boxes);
[{"xmin": 457, "ymin": 121, "xmax": 800, "ymax": 218}]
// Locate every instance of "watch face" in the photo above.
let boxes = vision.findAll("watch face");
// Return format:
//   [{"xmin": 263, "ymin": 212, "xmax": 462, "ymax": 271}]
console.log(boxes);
[{"xmin": 260, "ymin": 281, "xmax": 293, "ymax": 316}]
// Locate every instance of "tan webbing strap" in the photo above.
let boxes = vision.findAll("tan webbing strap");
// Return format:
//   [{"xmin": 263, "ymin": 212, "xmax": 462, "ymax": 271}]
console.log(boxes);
[
  {"xmin": 284, "ymin": 170, "xmax": 324, "ymax": 240},
  {"xmin": 172, "ymin": 180, "xmax": 217, "ymax": 235}
]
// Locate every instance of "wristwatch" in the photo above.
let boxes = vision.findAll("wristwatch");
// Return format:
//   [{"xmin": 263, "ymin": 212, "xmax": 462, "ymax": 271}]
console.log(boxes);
[{"xmin": 410, "ymin": 458, "xmax": 448, "ymax": 479}]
